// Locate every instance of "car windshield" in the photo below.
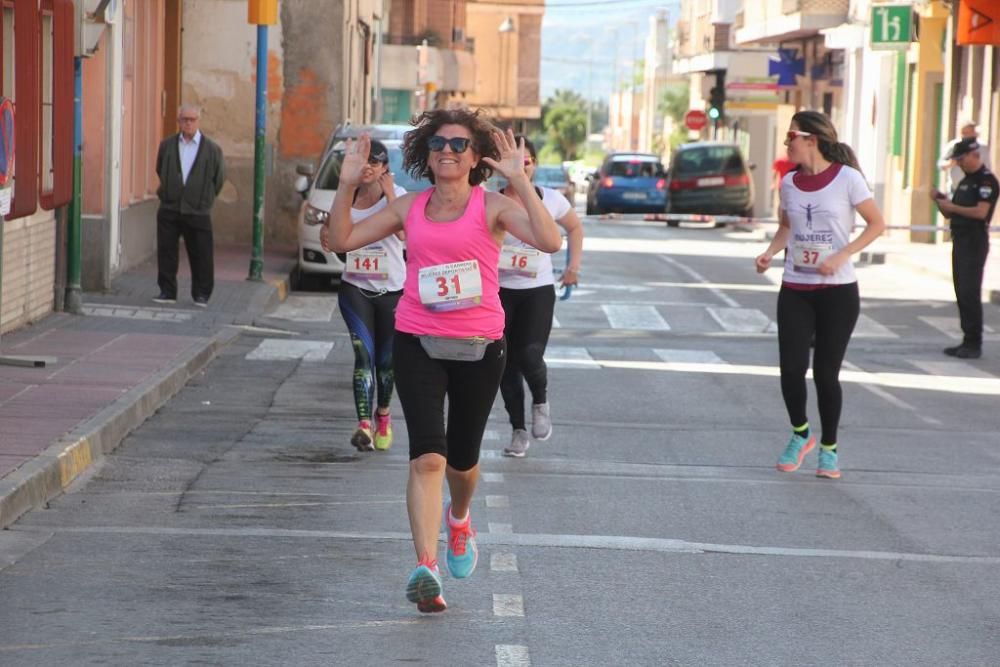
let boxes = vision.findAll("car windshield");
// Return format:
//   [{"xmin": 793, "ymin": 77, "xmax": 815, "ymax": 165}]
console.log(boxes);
[
  {"xmin": 313, "ymin": 147, "xmax": 431, "ymax": 193},
  {"xmin": 534, "ymin": 166, "xmax": 567, "ymax": 185},
  {"xmin": 673, "ymin": 146, "xmax": 745, "ymax": 176},
  {"xmin": 608, "ymin": 160, "xmax": 664, "ymax": 178}
]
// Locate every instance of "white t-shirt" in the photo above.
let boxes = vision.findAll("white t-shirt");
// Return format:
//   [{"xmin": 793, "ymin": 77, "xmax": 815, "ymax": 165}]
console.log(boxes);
[
  {"xmin": 342, "ymin": 184, "xmax": 407, "ymax": 292},
  {"xmin": 779, "ymin": 165, "xmax": 872, "ymax": 285},
  {"xmin": 498, "ymin": 186, "xmax": 573, "ymax": 289}
]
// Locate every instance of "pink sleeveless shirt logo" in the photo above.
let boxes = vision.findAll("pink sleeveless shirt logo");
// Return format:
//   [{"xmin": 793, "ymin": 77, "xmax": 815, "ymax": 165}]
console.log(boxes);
[{"xmin": 395, "ymin": 187, "xmax": 505, "ymax": 339}]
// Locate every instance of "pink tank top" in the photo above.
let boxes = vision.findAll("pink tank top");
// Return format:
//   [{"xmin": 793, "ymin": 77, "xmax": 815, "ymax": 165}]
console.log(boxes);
[{"xmin": 394, "ymin": 186, "xmax": 505, "ymax": 339}]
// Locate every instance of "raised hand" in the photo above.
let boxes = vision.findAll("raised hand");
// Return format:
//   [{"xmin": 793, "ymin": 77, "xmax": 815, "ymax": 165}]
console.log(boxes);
[
  {"xmin": 339, "ymin": 134, "xmax": 371, "ymax": 187},
  {"xmin": 481, "ymin": 128, "xmax": 527, "ymax": 184},
  {"xmin": 378, "ymin": 170, "xmax": 397, "ymax": 201}
]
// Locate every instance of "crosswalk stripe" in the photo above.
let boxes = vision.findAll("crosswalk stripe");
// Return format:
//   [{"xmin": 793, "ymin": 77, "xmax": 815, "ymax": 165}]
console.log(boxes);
[
  {"xmin": 544, "ymin": 346, "xmax": 599, "ymax": 368},
  {"xmin": 601, "ymin": 304, "xmax": 670, "ymax": 330},
  {"xmin": 854, "ymin": 313, "xmax": 899, "ymax": 338},
  {"xmin": 919, "ymin": 315, "xmax": 997, "ymax": 340},
  {"xmin": 706, "ymin": 307, "xmax": 773, "ymax": 333},
  {"xmin": 245, "ymin": 339, "xmax": 333, "ymax": 362},
  {"xmin": 270, "ymin": 295, "xmax": 337, "ymax": 322},
  {"xmin": 654, "ymin": 348, "xmax": 726, "ymax": 364}
]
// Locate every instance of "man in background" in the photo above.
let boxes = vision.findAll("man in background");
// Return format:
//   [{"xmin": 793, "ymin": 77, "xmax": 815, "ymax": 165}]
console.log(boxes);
[
  {"xmin": 938, "ymin": 120, "xmax": 990, "ymax": 194},
  {"xmin": 153, "ymin": 104, "xmax": 226, "ymax": 307}
]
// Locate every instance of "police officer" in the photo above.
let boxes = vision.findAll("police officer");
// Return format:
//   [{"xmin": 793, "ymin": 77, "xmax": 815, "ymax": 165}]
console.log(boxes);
[{"xmin": 931, "ymin": 137, "xmax": 998, "ymax": 359}]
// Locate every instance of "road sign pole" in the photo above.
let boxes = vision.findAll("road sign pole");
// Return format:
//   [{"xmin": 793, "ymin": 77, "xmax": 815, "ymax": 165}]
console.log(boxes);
[{"xmin": 247, "ymin": 23, "xmax": 267, "ymax": 282}]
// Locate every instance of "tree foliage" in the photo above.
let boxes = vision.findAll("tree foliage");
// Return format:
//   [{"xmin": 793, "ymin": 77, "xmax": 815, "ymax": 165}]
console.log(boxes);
[
  {"xmin": 658, "ymin": 83, "xmax": 690, "ymax": 124},
  {"xmin": 542, "ymin": 89, "xmax": 588, "ymax": 161}
]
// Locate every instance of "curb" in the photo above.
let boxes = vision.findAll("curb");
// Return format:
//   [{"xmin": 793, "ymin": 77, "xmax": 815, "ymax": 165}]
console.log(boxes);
[{"xmin": 0, "ymin": 328, "xmax": 239, "ymax": 530}]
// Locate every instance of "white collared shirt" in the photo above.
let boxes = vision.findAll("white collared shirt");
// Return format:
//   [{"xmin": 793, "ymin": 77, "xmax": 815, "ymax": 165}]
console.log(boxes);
[{"xmin": 178, "ymin": 130, "xmax": 201, "ymax": 185}]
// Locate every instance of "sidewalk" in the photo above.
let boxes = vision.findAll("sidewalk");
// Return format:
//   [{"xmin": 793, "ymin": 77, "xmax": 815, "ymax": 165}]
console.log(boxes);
[{"xmin": 0, "ymin": 243, "xmax": 296, "ymax": 529}]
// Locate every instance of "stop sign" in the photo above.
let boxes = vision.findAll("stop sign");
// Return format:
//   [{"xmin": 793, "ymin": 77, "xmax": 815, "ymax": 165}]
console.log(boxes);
[{"xmin": 684, "ymin": 109, "xmax": 708, "ymax": 131}]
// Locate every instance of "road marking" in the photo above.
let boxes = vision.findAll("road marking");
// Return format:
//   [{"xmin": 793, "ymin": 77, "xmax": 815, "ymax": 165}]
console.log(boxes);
[
  {"xmin": 245, "ymin": 339, "xmax": 333, "ymax": 362},
  {"xmin": 601, "ymin": 304, "xmax": 671, "ymax": 330},
  {"xmin": 842, "ymin": 361, "xmax": 940, "ymax": 426},
  {"xmin": 909, "ymin": 359, "xmax": 994, "ymax": 379},
  {"xmin": 482, "ymin": 472, "xmax": 505, "ymax": 483},
  {"xmin": 269, "ymin": 295, "xmax": 337, "ymax": 322},
  {"xmin": 491, "ymin": 552, "xmax": 519, "ymax": 572},
  {"xmin": 658, "ymin": 254, "xmax": 740, "ymax": 307},
  {"xmin": 544, "ymin": 346, "xmax": 599, "ymax": 368},
  {"xmin": 550, "ymin": 314, "xmax": 561, "ymax": 328},
  {"xmin": 706, "ymin": 307, "xmax": 773, "ymax": 333},
  {"xmin": 483, "ymin": 429, "xmax": 502, "ymax": 441},
  {"xmin": 854, "ymin": 313, "xmax": 899, "ymax": 338},
  {"xmin": 82, "ymin": 305, "xmax": 194, "ymax": 322},
  {"xmin": 22, "ymin": 525, "xmax": 1000, "ymax": 564},
  {"xmin": 496, "ymin": 644, "xmax": 531, "ymax": 667},
  {"xmin": 919, "ymin": 315, "xmax": 996, "ymax": 340},
  {"xmin": 654, "ymin": 348, "xmax": 726, "ymax": 364},
  {"xmin": 493, "ymin": 594, "xmax": 525, "ymax": 617},
  {"xmin": 486, "ymin": 495, "xmax": 510, "ymax": 508},
  {"xmin": 489, "ymin": 523, "xmax": 513, "ymax": 534}
]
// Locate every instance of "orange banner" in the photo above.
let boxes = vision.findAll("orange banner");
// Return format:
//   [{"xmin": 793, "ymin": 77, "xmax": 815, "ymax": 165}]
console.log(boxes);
[{"xmin": 957, "ymin": 0, "xmax": 1000, "ymax": 46}]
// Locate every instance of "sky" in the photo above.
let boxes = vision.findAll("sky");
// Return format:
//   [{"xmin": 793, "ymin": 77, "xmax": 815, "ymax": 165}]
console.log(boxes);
[{"xmin": 540, "ymin": 0, "xmax": 680, "ymax": 103}]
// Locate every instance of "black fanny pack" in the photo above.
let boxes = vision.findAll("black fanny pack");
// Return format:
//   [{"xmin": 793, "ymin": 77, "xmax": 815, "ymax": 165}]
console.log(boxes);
[{"xmin": 418, "ymin": 335, "xmax": 490, "ymax": 361}]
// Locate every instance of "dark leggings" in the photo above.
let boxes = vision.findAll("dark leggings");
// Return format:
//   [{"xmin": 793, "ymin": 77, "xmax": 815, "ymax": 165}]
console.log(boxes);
[
  {"xmin": 499, "ymin": 285, "xmax": 556, "ymax": 430},
  {"xmin": 777, "ymin": 283, "xmax": 860, "ymax": 446},
  {"xmin": 392, "ymin": 332, "xmax": 506, "ymax": 471},
  {"xmin": 337, "ymin": 283, "xmax": 402, "ymax": 422}
]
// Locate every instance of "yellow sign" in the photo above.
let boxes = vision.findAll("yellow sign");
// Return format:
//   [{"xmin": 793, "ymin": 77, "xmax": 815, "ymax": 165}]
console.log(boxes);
[{"xmin": 248, "ymin": 0, "xmax": 278, "ymax": 25}]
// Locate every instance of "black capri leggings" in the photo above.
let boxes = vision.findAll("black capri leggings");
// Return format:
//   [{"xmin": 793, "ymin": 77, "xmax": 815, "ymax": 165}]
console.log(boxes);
[
  {"xmin": 392, "ymin": 332, "xmax": 507, "ymax": 471},
  {"xmin": 338, "ymin": 283, "xmax": 402, "ymax": 422},
  {"xmin": 499, "ymin": 285, "xmax": 556, "ymax": 430},
  {"xmin": 777, "ymin": 282, "xmax": 860, "ymax": 446}
]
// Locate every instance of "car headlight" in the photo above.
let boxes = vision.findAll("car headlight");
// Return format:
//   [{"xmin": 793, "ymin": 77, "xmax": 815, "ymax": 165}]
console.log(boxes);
[{"xmin": 303, "ymin": 205, "xmax": 329, "ymax": 226}]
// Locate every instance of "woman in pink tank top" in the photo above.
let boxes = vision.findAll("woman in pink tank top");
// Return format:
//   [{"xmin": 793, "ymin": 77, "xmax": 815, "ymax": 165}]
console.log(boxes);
[{"xmin": 327, "ymin": 109, "xmax": 561, "ymax": 614}]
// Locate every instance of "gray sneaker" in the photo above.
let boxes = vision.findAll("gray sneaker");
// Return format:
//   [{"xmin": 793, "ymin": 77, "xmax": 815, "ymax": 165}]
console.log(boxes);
[
  {"xmin": 503, "ymin": 429, "xmax": 530, "ymax": 457},
  {"xmin": 531, "ymin": 402, "xmax": 552, "ymax": 441}
]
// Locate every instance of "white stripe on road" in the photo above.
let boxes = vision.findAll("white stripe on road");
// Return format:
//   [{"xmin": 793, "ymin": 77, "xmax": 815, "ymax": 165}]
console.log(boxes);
[
  {"xmin": 544, "ymin": 346, "xmax": 599, "ymax": 369},
  {"xmin": 482, "ymin": 473, "xmax": 505, "ymax": 483},
  {"xmin": 491, "ymin": 552, "xmax": 519, "ymax": 572},
  {"xmin": 550, "ymin": 314, "xmax": 561, "ymax": 329},
  {"xmin": 483, "ymin": 429, "xmax": 502, "ymax": 441},
  {"xmin": 909, "ymin": 359, "xmax": 995, "ymax": 379},
  {"xmin": 245, "ymin": 339, "xmax": 333, "ymax": 362},
  {"xmin": 601, "ymin": 304, "xmax": 671, "ymax": 331},
  {"xmin": 486, "ymin": 495, "xmax": 510, "ymax": 508},
  {"xmin": 658, "ymin": 254, "xmax": 741, "ymax": 307},
  {"xmin": 27, "ymin": 525, "xmax": 1000, "ymax": 564},
  {"xmin": 489, "ymin": 523, "xmax": 513, "ymax": 534},
  {"xmin": 841, "ymin": 361, "xmax": 939, "ymax": 426},
  {"xmin": 919, "ymin": 315, "xmax": 996, "ymax": 340},
  {"xmin": 706, "ymin": 307, "xmax": 773, "ymax": 333},
  {"xmin": 269, "ymin": 295, "xmax": 337, "ymax": 322},
  {"xmin": 854, "ymin": 313, "xmax": 899, "ymax": 339},
  {"xmin": 654, "ymin": 348, "xmax": 726, "ymax": 364},
  {"xmin": 493, "ymin": 594, "xmax": 525, "ymax": 617},
  {"xmin": 496, "ymin": 644, "xmax": 531, "ymax": 667}
]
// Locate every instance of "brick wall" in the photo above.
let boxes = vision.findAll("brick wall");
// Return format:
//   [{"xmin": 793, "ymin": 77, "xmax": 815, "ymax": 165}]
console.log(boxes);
[{"xmin": 1, "ymin": 210, "xmax": 56, "ymax": 335}]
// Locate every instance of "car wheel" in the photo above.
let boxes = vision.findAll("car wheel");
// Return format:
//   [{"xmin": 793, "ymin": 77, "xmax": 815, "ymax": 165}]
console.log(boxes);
[
  {"xmin": 585, "ymin": 199, "xmax": 596, "ymax": 215},
  {"xmin": 292, "ymin": 266, "xmax": 319, "ymax": 291}
]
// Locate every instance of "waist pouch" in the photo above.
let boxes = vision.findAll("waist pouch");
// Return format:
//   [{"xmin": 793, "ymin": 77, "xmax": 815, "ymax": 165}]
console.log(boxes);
[{"xmin": 418, "ymin": 335, "xmax": 490, "ymax": 361}]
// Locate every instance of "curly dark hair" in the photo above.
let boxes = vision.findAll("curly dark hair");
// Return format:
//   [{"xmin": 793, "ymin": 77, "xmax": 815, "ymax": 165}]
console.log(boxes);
[{"xmin": 402, "ymin": 108, "xmax": 500, "ymax": 186}]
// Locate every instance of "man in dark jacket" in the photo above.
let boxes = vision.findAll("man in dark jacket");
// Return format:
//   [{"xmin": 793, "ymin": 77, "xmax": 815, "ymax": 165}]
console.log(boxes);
[{"xmin": 154, "ymin": 104, "xmax": 226, "ymax": 306}]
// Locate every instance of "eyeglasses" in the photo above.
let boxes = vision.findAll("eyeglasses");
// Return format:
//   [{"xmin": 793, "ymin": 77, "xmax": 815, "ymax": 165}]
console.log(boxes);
[
  {"xmin": 179, "ymin": 116, "xmax": 199, "ymax": 123},
  {"xmin": 786, "ymin": 131, "xmax": 812, "ymax": 141},
  {"xmin": 428, "ymin": 136, "xmax": 471, "ymax": 153}
]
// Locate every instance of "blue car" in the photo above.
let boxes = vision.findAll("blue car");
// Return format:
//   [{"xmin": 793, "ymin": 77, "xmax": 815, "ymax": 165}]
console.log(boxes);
[{"xmin": 586, "ymin": 153, "xmax": 667, "ymax": 215}]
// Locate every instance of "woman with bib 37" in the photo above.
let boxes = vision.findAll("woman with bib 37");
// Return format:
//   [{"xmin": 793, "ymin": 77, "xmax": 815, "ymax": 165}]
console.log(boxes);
[
  {"xmin": 755, "ymin": 111, "xmax": 885, "ymax": 480},
  {"xmin": 327, "ymin": 110, "xmax": 560, "ymax": 613}
]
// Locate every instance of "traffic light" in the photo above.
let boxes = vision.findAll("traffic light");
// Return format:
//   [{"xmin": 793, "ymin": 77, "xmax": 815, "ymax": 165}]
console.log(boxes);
[{"xmin": 708, "ymin": 70, "xmax": 726, "ymax": 122}]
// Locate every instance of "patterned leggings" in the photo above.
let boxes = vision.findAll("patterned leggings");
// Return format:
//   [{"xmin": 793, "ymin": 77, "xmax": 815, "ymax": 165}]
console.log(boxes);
[{"xmin": 337, "ymin": 282, "xmax": 402, "ymax": 421}]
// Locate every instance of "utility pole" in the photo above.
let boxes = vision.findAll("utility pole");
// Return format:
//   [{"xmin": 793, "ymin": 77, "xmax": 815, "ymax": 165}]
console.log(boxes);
[{"xmin": 247, "ymin": 0, "xmax": 278, "ymax": 282}]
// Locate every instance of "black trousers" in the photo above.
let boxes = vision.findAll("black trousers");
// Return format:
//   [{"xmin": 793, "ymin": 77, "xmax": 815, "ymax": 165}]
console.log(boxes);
[
  {"xmin": 951, "ymin": 224, "xmax": 990, "ymax": 348},
  {"xmin": 777, "ymin": 283, "xmax": 859, "ymax": 446},
  {"xmin": 499, "ymin": 285, "xmax": 556, "ymax": 430},
  {"xmin": 157, "ymin": 208, "xmax": 214, "ymax": 301}
]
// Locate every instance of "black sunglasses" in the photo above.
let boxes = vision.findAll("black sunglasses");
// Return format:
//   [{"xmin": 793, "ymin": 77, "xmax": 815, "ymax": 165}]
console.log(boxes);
[{"xmin": 428, "ymin": 136, "xmax": 471, "ymax": 153}]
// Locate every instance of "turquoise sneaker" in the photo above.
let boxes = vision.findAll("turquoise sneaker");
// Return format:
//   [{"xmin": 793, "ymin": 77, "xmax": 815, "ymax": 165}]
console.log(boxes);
[
  {"xmin": 446, "ymin": 504, "xmax": 478, "ymax": 579},
  {"xmin": 816, "ymin": 448, "xmax": 841, "ymax": 479},
  {"xmin": 406, "ymin": 559, "xmax": 446, "ymax": 613},
  {"xmin": 776, "ymin": 433, "xmax": 816, "ymax": 472}
]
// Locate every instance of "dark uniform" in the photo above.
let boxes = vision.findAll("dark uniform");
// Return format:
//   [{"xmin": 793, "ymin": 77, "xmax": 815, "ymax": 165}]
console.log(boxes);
[{"xmin": 949, "ymin": 163, "xmax": 998, "ymax": 351}]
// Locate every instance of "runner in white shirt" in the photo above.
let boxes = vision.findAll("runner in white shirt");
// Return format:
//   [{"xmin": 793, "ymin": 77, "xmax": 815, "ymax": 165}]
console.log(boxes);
[
  {"xmin": 320, "ymin": 139, "xmax": 407, "ymax": 452},
  {"xmin": 498, "ymin": 137, "xmax": 583, "ymax": 457},
  {"xmin": 754, "ymin": 111, "xmax": 885, "ymax": 480}
]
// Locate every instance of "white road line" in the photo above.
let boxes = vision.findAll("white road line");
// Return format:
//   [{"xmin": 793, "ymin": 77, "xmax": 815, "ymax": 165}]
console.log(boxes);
[
  {"xmin": 486, "ymin": 495, "xmax": 510, "ymax": 508},
  {"xmin": 909, "ymin": 359, "xmax": 995, "ymax": 379},
  {"xmin": 482, "ymin": 473, "xmax": 505, "ymax": 483},
  {"xmin": 489, "ymin": 523, "xmax": 513, "ymax": 534},
  {"xmin": 269, "ymin": 295, "xmax": 337, "ymax": 322},
  {"xmin": 706, "ymin": 307, "xmax": 773, "ymax": 333},
  {"xmin": 853, "ymin": 313, "xmax": 899, "ymax": 339},
  {"xmin": 25, "ymin": 525, "xmax": 1000, "ymax": 564},
  {"xmin": 496, "ymin": 644, "xmax": 531, "ymax": 667},
  {"xmin": 842, "ymin": 361, "xmax": 938, "ymax": 425},
  {"xmin": 490, "ymin": 552, "xmax": 519, "ymax": 572},
  {"xmin": 483, "ymin": 429, "xmax": 502, "ymax": 441},
  {"xmin": 550, "ymin": 314, "xmax": 561, "ymax": 329},
  {"xmin": 601, "ymin": 304, "xmax": 671, "ymax": 331},
  {"xmin": 493, "ymin": 594, "xmax": 525, "ymax": 617},
  {"xmin": 654, "ymin": 348, "xmax": 726, "ymax": 364},
  {"xmin": 658, "ymin": 254, "xmax": 740, "ymax": 307},
  {"xmin": 245, "ymin": 339, "xmax": 334, "ymax": 362},
  {"xmin": 544, "ymin": 346, "xmax": 599, "ymax": 369},
  {"xmin": 919, "ymin": 315, "xmax": 997, "ymax": 340}
]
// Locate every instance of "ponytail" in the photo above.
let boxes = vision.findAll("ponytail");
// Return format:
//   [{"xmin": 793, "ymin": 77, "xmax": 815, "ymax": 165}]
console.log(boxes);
[{"xmin": 821, "ymin": 141, "xmax": 863, "ymax": 176}]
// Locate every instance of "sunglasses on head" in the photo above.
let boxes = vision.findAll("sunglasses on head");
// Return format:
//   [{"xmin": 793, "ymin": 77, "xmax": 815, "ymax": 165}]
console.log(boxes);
[
  {"xmin": 786, "ymin": 131, "xmax": 812, "ymax": 141},
  {"xmin": 428, "ymin": 135, "xmax": 471, "ymax": 153},
  {"xmin": 367, "ymin": 156, "xmax": 387, "ymax": 166}
]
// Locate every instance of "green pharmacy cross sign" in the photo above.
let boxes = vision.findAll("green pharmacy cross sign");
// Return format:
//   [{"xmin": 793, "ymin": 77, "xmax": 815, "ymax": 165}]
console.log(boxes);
[{"xmin": 871, "ymin": 4, "xmax": 915, "ymax": 50}]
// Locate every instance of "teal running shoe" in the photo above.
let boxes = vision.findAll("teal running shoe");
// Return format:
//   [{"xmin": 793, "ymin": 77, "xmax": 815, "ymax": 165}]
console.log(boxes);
[
  {"xmin": 816, "ymin": 448, "xmax": 841, "ymax": 479},
  {"xmin": 776, "ymin": 433, "xmax": 816, "ymax": 472},
  {"xmin": 406, "ymin": 559, "xmax": 446, "ymax": 613},
  {"xmin": 446, "ymin": 504, "xmax": 478, "ymax": 579}
]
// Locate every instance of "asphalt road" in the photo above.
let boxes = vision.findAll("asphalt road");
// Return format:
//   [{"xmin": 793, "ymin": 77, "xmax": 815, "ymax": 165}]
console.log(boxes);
[{"xmin": 2, "ymin": 215, "xmax": 998, "ymax": 666}]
